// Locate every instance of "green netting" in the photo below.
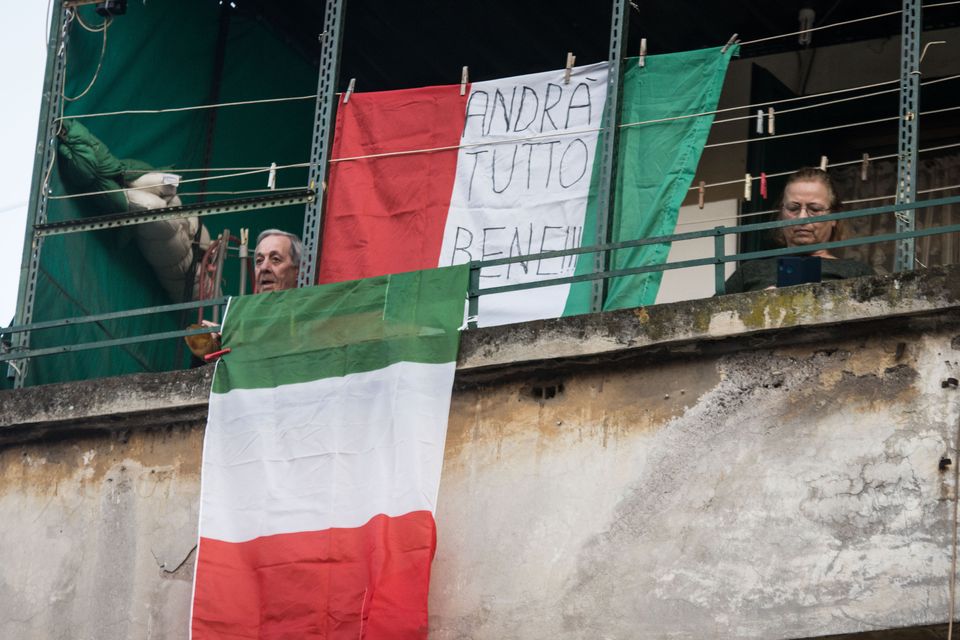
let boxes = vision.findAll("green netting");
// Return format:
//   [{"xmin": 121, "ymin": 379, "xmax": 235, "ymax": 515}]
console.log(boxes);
[{"xmin": 25, "ymin": 2, "xmax": 316, "ymax": 386}]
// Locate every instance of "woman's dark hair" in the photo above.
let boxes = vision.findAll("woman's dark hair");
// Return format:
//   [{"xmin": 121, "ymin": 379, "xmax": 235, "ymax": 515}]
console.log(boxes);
[{"xmin": 772, "ymin": 167, "xmax": 848, "ymax": 245}]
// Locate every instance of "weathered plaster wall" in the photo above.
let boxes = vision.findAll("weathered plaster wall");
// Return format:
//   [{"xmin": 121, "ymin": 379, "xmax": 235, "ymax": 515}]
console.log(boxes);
[
  {"xmin": 0, "ymin": 427, "xmax": 203, "ymax": 639},
  {"xmin": 3, "ymin": 268, "xmax": 960, "ymax": 639},
  {"xmin": 433, "ymin": 329, "xmax": 960, "ymax": 639}
]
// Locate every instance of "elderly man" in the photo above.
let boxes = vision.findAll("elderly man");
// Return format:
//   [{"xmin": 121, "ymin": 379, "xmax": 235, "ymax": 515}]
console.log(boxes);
[
  {"xmin": 254, "ymin": 229, "xmax": 302, "ymax": 293},
  {"xmin": 192, "ymin": 229, "xmax": 303, "ymax": 359}
]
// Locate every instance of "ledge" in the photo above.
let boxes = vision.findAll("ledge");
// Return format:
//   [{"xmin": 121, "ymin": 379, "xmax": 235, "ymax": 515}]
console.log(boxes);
[
  {"xmin": 457, "ymin": 264, "xmax": 960, "ymax": 373},
  {"xmin": 4, "ymin": 264, "xmax": 959, "ymax": 444}
]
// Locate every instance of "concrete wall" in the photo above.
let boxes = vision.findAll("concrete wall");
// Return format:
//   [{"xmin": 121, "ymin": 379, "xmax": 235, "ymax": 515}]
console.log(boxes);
[{"xmin": 4, "ymin": 267, "xmax": 960, "ymax": 639}]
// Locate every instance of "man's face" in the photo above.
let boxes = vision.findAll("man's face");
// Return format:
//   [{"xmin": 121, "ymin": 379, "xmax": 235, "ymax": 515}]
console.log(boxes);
[{"xmin": 254, "ymin": 235, "xmax": 299, "ymax": 293}]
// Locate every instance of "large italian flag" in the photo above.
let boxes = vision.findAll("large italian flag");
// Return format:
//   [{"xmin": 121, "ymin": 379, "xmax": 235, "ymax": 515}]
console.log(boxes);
[
  {"xmin": 320, "ymin": 47, "xmax": 736, "ymax": 326},
  {"xmin": 190, "ymin": 265, "xmax": 468, "ymax": 639}
]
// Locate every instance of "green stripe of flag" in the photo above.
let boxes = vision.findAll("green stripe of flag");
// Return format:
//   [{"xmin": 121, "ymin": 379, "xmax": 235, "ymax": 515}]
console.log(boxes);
[
  {"xmin": 564, "ymin": 45, "xmax": 737, "ymax": 315},
  {"xmin": 212, "ymin": 265, "xmax": 469, "ymax": 393}
]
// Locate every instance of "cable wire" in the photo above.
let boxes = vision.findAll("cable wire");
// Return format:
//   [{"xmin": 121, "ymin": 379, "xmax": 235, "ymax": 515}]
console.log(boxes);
[
  {"xmin": 58, "ymin": 94, "xmax": 319, "ymax": 121},
  {"xmin": 676, "ymin": 182, "xmax": 960, "ymax": 227},
  {"xmin": 62, "ymin": 13, "xmax": 111, "ymax": 102},
  {"xmin": 704, "ymin": 105, "xmax": 960, "ymax": 150},
  {"xmin": 46, "ymin": 162, "xmax": 307, "ymax": 201},
  {"xmin": 738, "ymin": 9, "xmax": 903, "ymax": 48}
]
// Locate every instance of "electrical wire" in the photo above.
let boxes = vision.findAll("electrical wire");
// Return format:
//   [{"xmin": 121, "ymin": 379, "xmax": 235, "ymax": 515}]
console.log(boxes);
[
  {"xmin": 46, "ymin": 163, "xmax": 307, "ymax": 201},
  {"xmin": 58, "ymin": 94, "xmax": 319, "ymax": 121},
  {"xmin": 675, "ymin": 182, "xmax": 960, "ymax": 227},
  {"xmin": 73, "ymin": 10, "xmax": 110, "ymax": 32},
  {"xmin": 735, "ymin": 2, "xmax": 958, "ymax": 48},
  {"xmin": 62, "ymin": 14, "xmax": 111, "ymax": 102},
  {"xmin": 704, "ymin": 105, "xmax": 960, "ymax": 150},
  {"xmin": 691, "ymin": 141, "xmax": 960, "ymax": 192},
  {"xmin": 122, "ymin": 163, "xmax": 310, "ymax": 174},
  {"xmin": 738, "ymin": 9, "xmax": 903, "ymax": 48}
]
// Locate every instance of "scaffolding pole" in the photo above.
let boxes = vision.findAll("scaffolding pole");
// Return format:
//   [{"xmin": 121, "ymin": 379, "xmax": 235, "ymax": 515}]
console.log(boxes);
[
  {"xmin": 298, "ymin": 0, "xmax": 347, "ymax": 287},
  {"xmin": 10, "ymin": 2, "xmax": 68, "ymax": 388},
  {"xmin": 592, "ymin": 0, "xmax": 630, "ymax": 312},
  {"xmin": 894, "ymin": 0, "xmax": 921, "ymax": 272}
]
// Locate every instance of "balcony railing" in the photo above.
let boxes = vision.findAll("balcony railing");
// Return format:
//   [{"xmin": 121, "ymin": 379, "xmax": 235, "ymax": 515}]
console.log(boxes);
[{"xmin": 3, "ymin": 194, "xmax": 959, "ymax": 370}]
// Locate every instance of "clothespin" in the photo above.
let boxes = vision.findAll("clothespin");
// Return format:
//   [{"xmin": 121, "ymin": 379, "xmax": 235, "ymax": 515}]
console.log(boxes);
[
  {"xmin": 756, "ymin": 110, "xmax": 764, "ymax": 135},
  {"xmin": 760, "ymin": 172, "xmax": 768, "ymax": 200},
  {"xmin": 819, "ymin": 155, "xmax": 828, "ymax": 171},
  {"xmin": 698, "ymin": 181, "xmax": 705, "ymax": 210},
  {"xmin": 744, "ymin": 173, "xmax": 752, "ymax": 202},
  {"xmin": 721, "ymin": 34, "xmax": 739, "ymax": 54},
  {"xmin": 267, "ymin": 162, "xmax": 277, "ymax": 190},
  {"xmin": 342, "ymin": 77, "xmax": 356, "ymax": 104},
  {"xmin": 460, "ymin": 66, "xmax": 469, "ymax": 96},
  {"xmin": 638, "ymin": 38, "xmax": 647, "ymax": 68},
  {"xmin": 767, "ymin": 107, "xmax": 775, "ymax": 135},
  {"xmin": 861, "ymin": 153, "xmax": 870, "ymax": 181},
  {"xmin": 564, "ymin": 52, "xmax": 576, "ymax": 85}
]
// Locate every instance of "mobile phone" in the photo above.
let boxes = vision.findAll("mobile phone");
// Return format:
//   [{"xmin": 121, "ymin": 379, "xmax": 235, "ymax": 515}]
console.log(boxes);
[{"xmin": 777, "ymin": 256, "xmax": 822, "ymax": 287}]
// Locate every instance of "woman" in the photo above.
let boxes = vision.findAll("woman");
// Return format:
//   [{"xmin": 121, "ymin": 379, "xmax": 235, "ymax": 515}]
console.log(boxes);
[{"xmin": 723, "ymin": 167, "xmax": 874, "ymax": 294}]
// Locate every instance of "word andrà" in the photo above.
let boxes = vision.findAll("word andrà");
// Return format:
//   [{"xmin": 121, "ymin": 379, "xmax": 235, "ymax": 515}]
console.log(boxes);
[{"xmin": 463, "ymin": 81, "xmax": 598, "ymax": 138}]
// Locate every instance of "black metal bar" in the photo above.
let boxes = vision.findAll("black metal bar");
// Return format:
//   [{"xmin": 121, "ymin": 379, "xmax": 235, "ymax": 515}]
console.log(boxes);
[
  {"xmin": 34, "ymin": 190, "xmax": 315, "ymax": 237},
  {"xmin": 298, "ymin": 0, "xmax": 347, "ymax": 287},
  {"xmin": 3, "ymin": 297, "xmax": 229, "ymax": 335}
]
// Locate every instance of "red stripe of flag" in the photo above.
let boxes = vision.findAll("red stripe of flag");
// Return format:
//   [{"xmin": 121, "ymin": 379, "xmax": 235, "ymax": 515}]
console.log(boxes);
[
  {"xmin": 319, "ymin": 85, "xmax": 468, "ymax": 284},
  {"xmin": 191, "ymin": 511, "xmax": 437, "ymax": 640}
]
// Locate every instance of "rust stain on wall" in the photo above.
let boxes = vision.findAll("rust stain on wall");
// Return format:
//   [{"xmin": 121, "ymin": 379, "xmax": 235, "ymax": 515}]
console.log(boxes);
[
  {"xmin": 444, "ymin": 357, "xmax": 723, "ymax": 465},
  {"xmin": 0, "ymin": 424, "xmax": 204, "ymax": 497}
]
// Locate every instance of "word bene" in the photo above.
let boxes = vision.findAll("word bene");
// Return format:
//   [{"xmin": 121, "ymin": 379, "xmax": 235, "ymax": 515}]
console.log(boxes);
[{"xmin": 449, "ymin": 223, "xmax": 584, "ymax": 279}]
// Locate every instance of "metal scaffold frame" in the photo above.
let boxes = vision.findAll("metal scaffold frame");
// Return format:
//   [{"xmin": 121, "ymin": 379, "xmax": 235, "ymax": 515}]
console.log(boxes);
[
  {"xmin": 10, "ymin": 4, "xmax": 68, "ymax": 387},
  {"xmin": 894, "ymin": 0, "xmax": 922, "ymax": 272},
  {"xmin": 297, "ymin": 0, "xmax": 347, "ymax": 287},
  {"xmin": 7, "ymin": 0, "xmax": 945, "ymax": 384}
]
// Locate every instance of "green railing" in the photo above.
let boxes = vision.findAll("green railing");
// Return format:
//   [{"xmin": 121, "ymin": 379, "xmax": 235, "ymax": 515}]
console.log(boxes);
[
  {"xmin": 3, "ymin": 195, "xmax": 959, "ymax": 367},
  {"xmin": 465, "ymin": 195, "xmax": 960, "ymax": 326}
]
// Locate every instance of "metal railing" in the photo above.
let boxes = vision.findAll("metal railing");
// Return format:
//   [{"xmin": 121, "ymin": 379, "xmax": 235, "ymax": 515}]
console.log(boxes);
[
  {"xmin": 3, "ymin": 194, "xmax": 959, "ymax": 368},
  {"xmin": 465, "ymin": 194, "xmax": 960, "ymax": 326}
]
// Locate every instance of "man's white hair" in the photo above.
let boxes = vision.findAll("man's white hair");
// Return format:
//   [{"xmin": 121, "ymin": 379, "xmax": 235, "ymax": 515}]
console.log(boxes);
[{"xmin": 256, "ymin": 229, "xmax": 302, "ymax": 265}]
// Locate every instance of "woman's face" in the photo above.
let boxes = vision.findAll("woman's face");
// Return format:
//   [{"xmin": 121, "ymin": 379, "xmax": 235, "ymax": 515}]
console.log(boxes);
[{"xmin": 780, "ymin": 179, "xmax": 836, "ymax": 250}]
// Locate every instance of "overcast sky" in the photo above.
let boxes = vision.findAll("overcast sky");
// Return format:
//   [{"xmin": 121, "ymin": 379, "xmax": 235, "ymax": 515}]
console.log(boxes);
[{"xmin": 0, "ymin": 4, "xmax": 48, "ymax": 325}]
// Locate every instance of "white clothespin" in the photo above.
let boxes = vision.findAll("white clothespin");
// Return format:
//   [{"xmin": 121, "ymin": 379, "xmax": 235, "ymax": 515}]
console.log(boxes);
[
  {"xmin": 721, "ymin": 34, "xmax": 739, "ymax": 54},
  {"xmin": 460, "ymin": 66, "xmax": 469, "ymax": 96},
  {"xmin": 698, "ymin": 181, "xmax": 705, "ymax": 210},
  {"xmin": 861, "ymin": 153, "xmax": 870, "ymax": 181},
  {"xmin": 767, "ymin": 107, "xmax": 775, "ymax": 135},
  {"xmin": 756, "ymin": 110, "xmax": 764, "ymax": 135},
  {"xmin": 564, "ymin": 52, "xmax": 576, "ymax": 85},
  {"xmin": 267, "ymin": 162, "xmax": 277, "ymax": 190},
  {"xmin": 638, "ymin": 38, "xmax": 647, "ymax": 68},
  {"xmin": 819, "ymin": 155, "xmax": 828, "ymax": 171},
  {"xmin": 343, "ymin": 78, "xmax": 356, "ymax": 104},
  {"xmin": 744, "ymin": 173, "xmax": 752, "ymax": 202}
]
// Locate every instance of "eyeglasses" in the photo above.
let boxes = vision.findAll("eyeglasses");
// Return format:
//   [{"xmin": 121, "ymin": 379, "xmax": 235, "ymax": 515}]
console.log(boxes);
[{"xmin": 782, "ymin": 202, "xmax": 830, "ymax": 217}]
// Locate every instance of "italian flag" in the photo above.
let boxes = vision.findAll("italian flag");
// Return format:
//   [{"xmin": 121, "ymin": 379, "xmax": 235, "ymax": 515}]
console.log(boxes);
[
  {"xmin": 190, "ymin": 265, "xmax": 468, "ymax": 639},
  {"xmin": 320, "ymin": 48, "xmax": 735, "ymax": 326}
]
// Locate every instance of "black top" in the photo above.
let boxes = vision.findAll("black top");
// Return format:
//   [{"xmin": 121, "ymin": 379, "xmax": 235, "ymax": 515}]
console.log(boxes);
[{"xmin": 723, "ymin": 257, "xmax": 875, "ymax": 294}]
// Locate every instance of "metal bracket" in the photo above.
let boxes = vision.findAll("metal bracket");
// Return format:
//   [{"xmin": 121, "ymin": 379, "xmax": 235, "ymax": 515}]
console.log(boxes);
[
  {"xmin": 298, "ymin": 0, "xmax": 347, "ymax": 288},
  {"xmin": 34, "ymin": 190, "xmax": 315, "ymax": 237}
]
